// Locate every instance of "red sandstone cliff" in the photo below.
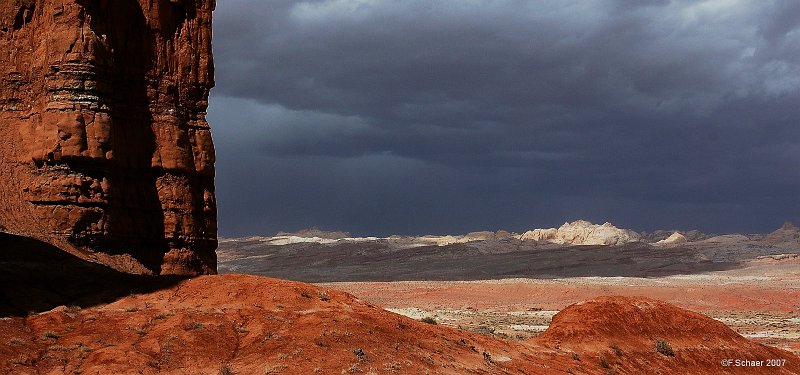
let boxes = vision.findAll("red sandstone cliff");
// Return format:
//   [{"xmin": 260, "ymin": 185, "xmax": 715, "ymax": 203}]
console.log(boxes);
[{"xmin": 0, "ymin": 0, "xmax": 217, "ymax": 275}]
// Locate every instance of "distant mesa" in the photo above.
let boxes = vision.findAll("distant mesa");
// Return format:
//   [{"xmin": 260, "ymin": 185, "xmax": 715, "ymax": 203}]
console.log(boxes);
[
  {"xmin": 781, "ymin": 221, "xmax": 798, "ymax": 231},
  {"xmin": 276, "ymin": 227, "xmax": 352, "ymax": 239},
  {"xmin": 764, "ymin": 221, "xmax": 800, "ymax": 245},
  {"xmin": 239, "ymin": 220, "xmax": 799, "ymax": 249},
  {"xmin": 251, "ymin": 221, "xmax": 647, "ymax": 247},
  {"xmin": 519, "ymin": 220, "xmax": 641, "ymax": 246},
  {"xmin": 639, "ymin": 229, "xmax": 707, "ymax": 243}
]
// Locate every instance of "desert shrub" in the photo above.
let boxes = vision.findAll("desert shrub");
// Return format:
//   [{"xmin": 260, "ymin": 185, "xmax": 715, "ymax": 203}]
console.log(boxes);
[
  {"xmin": 219, "ymin": 363, "xmax": 234, "ymax": 375},
  {"xmin": 42, "ymin": 331, "xmax": 59, "ymax": 339},
  {"xmin": 184, "ymin": 321, "xmax": 204, "ymax": 331},
  {"xmin": 571, "ymin": 352, "xmax": 581, "ymax": 361},
  {"xmin": 610, "ymin": 344, "xmax": 623, "ymax": 356},
  {"xmin": 152, "ymin": 312, "xmax": 169, "ymax": 320},
  {"xmin": 474, "ymin": 325, "xmax": 495, "ymax": 335},
  {"xmin": 654, "ymin": 339, "xmax": 674, "ymax": 356},
  {"xmin": 318, "ymin": 291, "xmax": 330, "ymax": 301},
  {"xmin": 8, "ymin": 337, "xmax": 26, "ymax": 346},
  {"xmin": 420, "ymin": 316, "xmax": 437, "ymax": 325},
  {"xmin": 353, "ymin": 348, "xmax": 366, "ymax": 360},
  {"xmin": 598, "ymin": 356, "xmax": 611, "ymax": 369}
]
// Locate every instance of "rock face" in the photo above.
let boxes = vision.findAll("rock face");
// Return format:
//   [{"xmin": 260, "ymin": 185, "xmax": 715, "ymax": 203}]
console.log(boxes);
[
  {"xmin": 520, "ymin": 220, "xmax": 640, "ymax": 245},
  {"xmin": 0, "ymin": 0, "xmax": 217, "ymax": 275}
]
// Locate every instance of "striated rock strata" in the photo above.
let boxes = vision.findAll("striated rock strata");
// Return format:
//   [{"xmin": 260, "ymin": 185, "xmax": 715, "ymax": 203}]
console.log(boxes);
[{"xmin": 0, "ymin": 0, "xmax": 217, "ymax": 275}]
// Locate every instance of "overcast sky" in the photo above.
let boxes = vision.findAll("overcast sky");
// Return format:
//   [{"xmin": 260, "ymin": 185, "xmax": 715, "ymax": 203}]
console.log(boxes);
[{"xmin": 208, "ymin": 0, "xmax": 800, "ymax": 237}]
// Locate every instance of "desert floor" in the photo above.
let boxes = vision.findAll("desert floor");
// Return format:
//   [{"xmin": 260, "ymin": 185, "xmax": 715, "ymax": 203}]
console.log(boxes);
[{"xmin": 321, "ymin": 260, "xmax": 800, "ymax": 356}]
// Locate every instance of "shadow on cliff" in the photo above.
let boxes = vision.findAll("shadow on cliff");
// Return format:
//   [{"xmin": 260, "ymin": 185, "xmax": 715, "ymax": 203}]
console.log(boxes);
[
  {"xmin": 0, "ymin": 232, "xmax": 186, "ymax": 317},
  {"xmin": 71, "ymin": 0, "xmax": 170, "ymax": 272}
]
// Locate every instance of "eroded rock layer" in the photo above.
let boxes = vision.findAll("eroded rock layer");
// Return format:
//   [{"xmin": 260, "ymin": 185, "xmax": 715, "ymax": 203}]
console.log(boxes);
[{"xmin": 0, "ymin": 0, "xmax": 217, "ymax": 275}]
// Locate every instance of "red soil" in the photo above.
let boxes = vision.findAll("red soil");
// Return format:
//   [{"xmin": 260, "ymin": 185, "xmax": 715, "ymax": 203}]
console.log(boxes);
[
  {"xmin": 537, "ymin": 296, "xmax": 798, "ymax": 374},
  {"xmin": 325, "ymin": 280, "xmax": 800, "ymax": 312},
  {"xmin": 1, "ymin": 275, "xmax": 797, "ymax": 374}
]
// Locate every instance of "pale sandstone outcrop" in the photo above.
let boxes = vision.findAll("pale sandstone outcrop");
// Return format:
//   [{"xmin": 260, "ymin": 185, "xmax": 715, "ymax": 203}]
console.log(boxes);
[
  {"xmin": 656, "ymin": 231, "xmax": 687, "ymax": 245},
  {"xmin": 519, "ymin": 220, "xmax": 641, "ymax": 245}
]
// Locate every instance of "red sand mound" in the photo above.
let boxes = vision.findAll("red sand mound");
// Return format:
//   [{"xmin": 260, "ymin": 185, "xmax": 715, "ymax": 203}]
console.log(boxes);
[
  {"xmin": 1, "ymin": 275, "xmax": 797, "ymax": 374},
  {"xmin": 536, "ymin": 296, "xmax": 799, "ymax": 374}
]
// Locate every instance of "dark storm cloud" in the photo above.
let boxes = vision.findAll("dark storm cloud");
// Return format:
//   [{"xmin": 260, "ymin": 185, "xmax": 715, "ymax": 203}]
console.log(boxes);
[{"xmin": 209, "ymin": 0, "xmax": 800, "ymax": 236}]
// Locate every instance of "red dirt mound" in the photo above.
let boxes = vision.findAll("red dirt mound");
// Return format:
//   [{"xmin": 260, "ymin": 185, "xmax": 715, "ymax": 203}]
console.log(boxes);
[
  {"xmin": 1, "ymin": 275, "xmax": 797, "ymax": 374},
  {"xmin": 536, "ymin": 296, "xmax": 800, "ymax": 374}
]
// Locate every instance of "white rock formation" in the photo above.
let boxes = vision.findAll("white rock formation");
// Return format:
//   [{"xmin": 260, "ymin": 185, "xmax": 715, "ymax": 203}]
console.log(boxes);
[
  {"xmin": 519, "ymin": 220, "xmax": 640, "ymax": 246},
  {"xmin": 656, "ymin": 232, "xmax": 687, "ymax": 244}
]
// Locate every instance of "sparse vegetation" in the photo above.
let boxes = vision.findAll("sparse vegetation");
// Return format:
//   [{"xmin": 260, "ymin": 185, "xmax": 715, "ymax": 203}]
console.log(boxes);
[
  {"xmin": 420, "ymin": 316, "xmax": 437, "ymax": 325},
  {"xmin": 599, "ymin": 356, "xmax": 610, "ymax": 369},
  {"xmin": 318, "ymin": 291, "xmax": 330, "ymax": 301},
  {"xmin": 219, "ymin": 363, "xmax": 234, "ymax": 375},
  {"xmin": 264, "ymin": 364, "xmax": 287, "ymax": 374},
  {"xmin": 125, "ymin": 306, "xmax": 140, "ymax": 313},
  {"xmin": 9, "ymin": 354, "xmax": 28, "ymax": 365},
  {"xmin": 610, "ymin": 344, "xmax": 623, "ymax": 356},
  {"xmin": 135, "ymin": 326, "xmax": 148, "ymax": 336},
  {"xmin": 571, "ymin": 352, "xmax": 581, "ymax": 361},
  {"xmin": 483, "ymin": 351, "xmax": 494, "ymax": 365},
  {"xmin": 184, "ymin": 321, "xmax": 205, "ymax": 331},
  {"xmin": 300, "ymin": 290, "xmax": 312, "ymax": 298},
  {"xmin": 353, "ymin": 348, "xmax": 366, "ymax": 360},
  {"xmin": 152, "ymin": 312, "xmax": 169, "ymax": 320},
  {"xmin": 654, "ymin": 339, "xmax": 674, "ymax": 356},
  {"xmin": 473, "ymin": 325, "xmax": 495, "ymax": 336},
  {"xmin": 42, "ymin": 331, "xmax": 59, "ymax": 339},
  {"xmin": 8, "ymin": 337, "xmax": 26, "ymax": 346},
  {"xmin": 384, "ymin": 362, "xmax": 402, "ymax": 372}
]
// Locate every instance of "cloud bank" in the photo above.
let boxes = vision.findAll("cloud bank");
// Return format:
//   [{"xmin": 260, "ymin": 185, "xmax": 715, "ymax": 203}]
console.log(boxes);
[{"xmin": 209, "ymin": 0, "xmax": 800, "ymax": 236}]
